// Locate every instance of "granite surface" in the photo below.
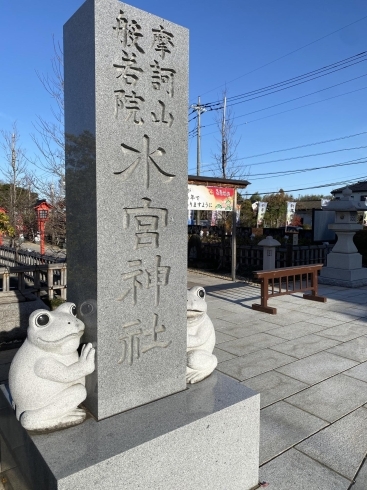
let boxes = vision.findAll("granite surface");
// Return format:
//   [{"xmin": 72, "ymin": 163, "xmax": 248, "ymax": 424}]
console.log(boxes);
[
  {"xmin": 64, "ymin": 0, "xmax": 189, "ymax": 419},
  {"xmin": 260, "ymin": 449, "xmax": 350, "ymax": 490},
  {"xmin": 0, "ymin": 372, "xmax": 260, "ymax": 490},
  {"xmin": 296, "ymin": 407, "xmax": 367, "ymax": 480}
]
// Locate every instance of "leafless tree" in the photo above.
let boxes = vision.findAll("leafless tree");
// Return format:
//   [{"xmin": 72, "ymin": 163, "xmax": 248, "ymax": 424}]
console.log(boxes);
[
  {"xmin": 0, "ymin": 123, "xmax": 37, "ymax": 246},
  {"xmin": 211, "ymin": 90, "xmax": 246, "ymax": 180},
  {"xmin": 30, "ymin": 38, "xmax": 66, "ymax": 245},
  {"xmin": 31, "ymin": 37, "xmax": 64, "ymax": 181}
]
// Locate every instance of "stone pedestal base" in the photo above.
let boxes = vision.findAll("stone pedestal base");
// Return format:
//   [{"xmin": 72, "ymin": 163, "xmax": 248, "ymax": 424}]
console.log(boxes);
[
  {"xmin": 0, "ymin": 372, "xmax": 260, "ymax": 490},
  {"xmin": 326, "ymin": 252, "xmax": 362, "ymax": 270},
  {"xmin": 319, "ymin": 266, "xmax": 367, "ymax": 288}
]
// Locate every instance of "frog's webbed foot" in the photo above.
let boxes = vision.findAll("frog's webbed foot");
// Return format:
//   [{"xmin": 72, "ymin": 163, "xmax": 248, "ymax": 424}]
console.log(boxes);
[
  {"xmin": 19, "ymin": 383, "xmax": 87, "ymax": 432},
  {"xmin": 21, "ymin": 407, "xmax": 87, "ymax": 432},
  {"xmin": 186, "ymin": 350, "xmax": 217, "ymax": 384}
]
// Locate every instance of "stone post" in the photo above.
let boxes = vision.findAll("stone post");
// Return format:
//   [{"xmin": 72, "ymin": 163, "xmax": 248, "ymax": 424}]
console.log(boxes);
[{"xmin": 258, "ymin": 235, "xmax": 281, "ymax": 270}]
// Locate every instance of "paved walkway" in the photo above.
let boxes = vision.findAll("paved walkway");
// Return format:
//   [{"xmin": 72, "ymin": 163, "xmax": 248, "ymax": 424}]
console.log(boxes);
[
  {"xmin": 188, "ymin": 270, "xmax": 367, "ymax": 490},
  {"xmin": 1, "ymin": 271, "xmax": 366, "ymax": 488}
]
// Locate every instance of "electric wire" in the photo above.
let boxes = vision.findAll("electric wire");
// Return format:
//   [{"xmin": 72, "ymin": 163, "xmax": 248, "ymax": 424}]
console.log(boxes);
[
  {"xmin": 258, "ymin": 174, "xmax": 367, "ymax": 195},
  {"xmin": 249, "ymin": 157, "xmax": 367, "ymax": 180},
  {"xmin": 216, "ymin": 131, "xmax": 367, "ymax": 162},
  {"xmin": 192, "ymin": 85, "xmax": 367, "ymax": 141},
  {"xmin": 196, "ymin": 145, "xmax": 367, "ymax": 175},
  {"xmin": 190, "ymin": 73, "xmax": 367, "ymax": 136},
  {"xmin": 188, "ymin": 51, "xmax": 367, "ymax": 121},
  {"xmin": 201, "ymin": 52, "xmax": 367, "ymax": 109},
  {"xmin": 191, "ymin": 14, "xmax": 367, "ymax": 102}
]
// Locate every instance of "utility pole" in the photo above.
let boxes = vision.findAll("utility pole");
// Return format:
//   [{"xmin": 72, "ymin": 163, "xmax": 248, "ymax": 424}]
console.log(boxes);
[
  {"xmin": 190, "ymin": 96, "xmax": 206, "ymax": 176},
  {"xmin": 221, "ymin": 95, "xmax": 227, "ymax": 179},
  {"xmin": 10, "ymin": 133, "xmax": 16, "ymax": 237},
  {"xmin": 190, "ymin": 96, "xmax": 206, "ymax": 225}
]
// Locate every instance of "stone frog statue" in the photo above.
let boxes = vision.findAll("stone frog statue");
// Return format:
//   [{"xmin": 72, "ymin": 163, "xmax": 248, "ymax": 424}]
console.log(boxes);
[
  {"xmin": 9, "ymin": 302, "xmax": 95, "ymax": 432},
  {"xmin": 186, "ymin": 286, "xmax": 217, "ymax": 384}
]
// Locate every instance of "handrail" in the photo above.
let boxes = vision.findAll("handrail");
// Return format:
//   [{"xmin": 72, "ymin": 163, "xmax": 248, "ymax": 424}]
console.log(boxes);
[
  {"xmin": 0, "ymin": 263, "xmax": 67, "ymax": 300},
  {"xmin": 252, "ymin": 264, "xmax": 326, "ymax": 314}
]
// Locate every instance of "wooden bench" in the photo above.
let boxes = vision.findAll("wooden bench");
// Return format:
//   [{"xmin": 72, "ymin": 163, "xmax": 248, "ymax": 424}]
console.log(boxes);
[{"xmin": 252, "ymin": 264, "xmax": 326, "ymax": 314}]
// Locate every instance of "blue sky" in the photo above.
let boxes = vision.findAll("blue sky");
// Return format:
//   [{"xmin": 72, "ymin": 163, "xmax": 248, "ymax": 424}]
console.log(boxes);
[{"xmin": 1, "ymin": 0, "xmax": 367, "ymax": 198}]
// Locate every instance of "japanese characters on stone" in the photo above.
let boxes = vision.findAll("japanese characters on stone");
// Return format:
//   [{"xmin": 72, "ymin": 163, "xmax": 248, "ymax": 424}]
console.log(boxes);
[{"xmin": 112, "ymin": 9, "xmax": 177, "ymax": 366}]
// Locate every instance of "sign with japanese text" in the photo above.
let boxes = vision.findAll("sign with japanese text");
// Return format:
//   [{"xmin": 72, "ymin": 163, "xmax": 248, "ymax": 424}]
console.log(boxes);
[
  {"xmin": 257, "ymin": 202, "xmax": 268, "ymax": 227},
  {"xmin": 286, "ymin": 202, "xmax": 297, "ymax": 226},
  {"xmin": 188, "ymin": 184, "xmax": 234, "ymax": 211}
]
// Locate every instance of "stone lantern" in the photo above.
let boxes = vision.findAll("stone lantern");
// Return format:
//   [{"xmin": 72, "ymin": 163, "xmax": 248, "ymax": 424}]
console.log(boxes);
[
  {"xmin": 258, "ymin": 236, "xmax": 281, "ymax": 270},
  {"xmin": 319, "ymin": 187, "xmax": 367, "ymax": 287}
]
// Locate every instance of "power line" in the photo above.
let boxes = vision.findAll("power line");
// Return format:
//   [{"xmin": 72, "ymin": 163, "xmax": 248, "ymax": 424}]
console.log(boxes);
[
  {"xmin": 194, "ymin": 85, "xmax": 367, "ymax": 140},
  {"xmin": 201, "ymin": 52, "xmax": 367, "ymax": 110},
  {"xmin": 188, "ymin": 51, "xmax": 367, "ymax": 124},
  {"xmin": 192, "ymin": 14, "xmax": 367, "ymax": 101},
  {"xmin": 199, "ymin": 145, "xmax": 367, "ymax": 173},
  {"xmin": 256, "ymin": 174, "xmax": 367, "ymax": 196},
  {"xmin": 194, "ymin": 73, "xmax": 367, "ymax": 135},
  {"xmin": 211, "ymin": 131, "xmax": 367, "ymax": 161},
  {"xmin": 249, "ymin": 157, "xmax": 367, "ymax": 180}
]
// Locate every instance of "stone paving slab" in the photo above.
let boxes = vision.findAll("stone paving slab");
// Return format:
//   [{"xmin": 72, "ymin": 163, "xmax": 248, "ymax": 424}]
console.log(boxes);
[
  {"xmin": 343, "ymin": 361, "xmax": 367, "ymax": 383},
  {"xmin": 214, "ymin": 322, "xmax": 278, "ymax": 339},
  {"xmin": 326, "ymin": 335, "xmax": 367, "ymax": 362},
  {"xmin": 259, "ymin": 449, "xmax": 350, "ymax": 490},
  {"xmin": 316, "ymin": 310, "xmax": 366, "ymax": 322},
  {"xmin": 213, "ymin": 311, "xmax": 257, "ymax": 324},
  {"xmin": 286, "ymin": 374, "xmax": 367, "ymax": 423},
  {"xmin": 296, "ymin": 407, "xmax": 367, "ymax": 480},
  {"xmin": 306, "ymin": 315, "xmax": 349, "ymax": 327},
  {"xmin": 218, "ymin": 332, "xmax": 286, "ymax": 356},
  {"xmin": 254, "ymin": 313, "xmax": 313, "ymax": 327},
  {"xmin": 275, "ymin": 351, "xmax": 358, "ymax": 384},
  {"xmin": 216, "ymin": 349, "xmax": 297, "ymax": 381},
  {"xmin": 317, "ymin": 323, "xmax": 367, "ymax": 342},
  {"xmin": 345, "ymin": 308, "xmax": 367, "ymax": 319},
  {"xmin": 264, "ymin": 321, "xmax": 326, "ymax": 340},
  {"xmin": 213, "ymin": 347, "xmax": 237, "ymax": 363},
  {"xmin": 354, "ymin": 458, "xmax": 367, "ymax": 490},
  {"xmin": 244, "ymin": 371, "xmax": 309, "ymax": 409},
  {"xmin": 210, "ymin": 317, "xmax": 238, "ymax": 329},
  {"xmin": 214, "ymin": 331, "xmax": 237, "ymax": 344},
  {"xmin": 269, "ymin": 334, "xmax": 340, "ymax": 359},
  {"xmin": 260, "ymin": 401, "xmax": 328, "ymax": 465}
]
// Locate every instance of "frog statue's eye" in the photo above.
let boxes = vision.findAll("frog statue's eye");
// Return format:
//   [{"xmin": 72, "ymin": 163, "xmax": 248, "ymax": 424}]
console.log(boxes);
[
  {"xmin": 197, "ymin": 288, "xmax": 205, "ymax": 299},
  {"xmin": 36, "ymin": 313, "xmax": 50, "ymax": 328},
  {"xmin": 70, "ymin": 304, "xmax": 77, "ymax": 317}
]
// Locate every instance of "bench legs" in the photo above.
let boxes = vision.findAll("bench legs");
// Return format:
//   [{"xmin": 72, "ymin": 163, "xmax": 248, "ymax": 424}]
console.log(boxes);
[
  {"xmin": 303, "ymin": 293, "xmax": 327, "ymax": 303},
  {"xmin": 252, "ymin": 303, "xmax": 277, "ymax": 314}
]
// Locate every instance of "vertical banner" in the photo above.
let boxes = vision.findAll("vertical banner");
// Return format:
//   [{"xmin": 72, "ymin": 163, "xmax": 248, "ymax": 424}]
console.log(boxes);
[
  {"xmin": 188, "ymin": 210, "xmax": 194, "ymax": 225},
  {"xmin": 257, "ymin": 202, "xmax": 267, "ymax": 227},
  {"xmin": 286, "ymin": 202, "xmax": 297, "ymax": 226},
  {"xmin": 363, "ymin": 197, "xmax": 367, "ymax": 227},
  {"xmin": 236, "ymin": 204, "xmax": 241, "ymax": 224}
]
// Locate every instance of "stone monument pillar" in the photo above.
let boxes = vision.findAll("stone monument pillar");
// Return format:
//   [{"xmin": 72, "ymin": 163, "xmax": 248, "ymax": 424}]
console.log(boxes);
[
  {"xmin": 319, "ymin": 187, "xmax": 367, "ymax": 287},
  {"xmin": 64, "ymin": 0, "xmax": 188, "ymax": 419}
]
